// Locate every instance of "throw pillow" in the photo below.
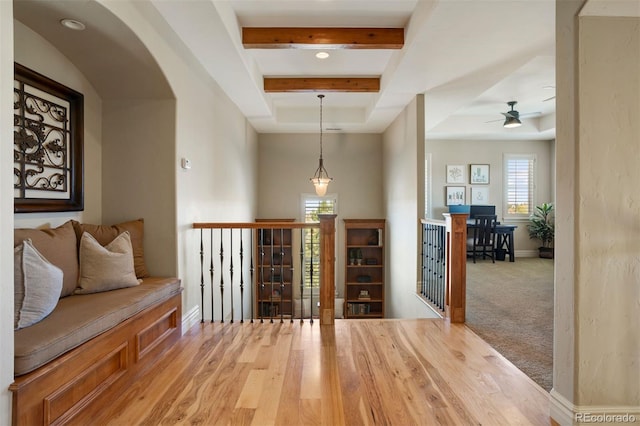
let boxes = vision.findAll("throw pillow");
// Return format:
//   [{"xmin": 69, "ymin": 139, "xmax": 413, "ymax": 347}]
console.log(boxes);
[
  {"xmin": 71, "ymin": 219, "xmax": 149, "ymax": 278},
  {"xmin": 14, "ymin": 220, "xmax": 78, "ymax": 298},
  {"xmin": 14, "ymin": 240, "xmax": 63, "ymax": 330},
  {"xmin": 75, "ymin": 231, "xmax": 140, "ymax": 294}
]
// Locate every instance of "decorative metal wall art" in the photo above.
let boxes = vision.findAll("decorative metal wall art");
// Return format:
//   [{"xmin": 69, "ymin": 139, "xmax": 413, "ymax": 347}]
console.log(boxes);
[{"xmin": 14, "ymin": 63, "xmax": 84, "ymax": 212}]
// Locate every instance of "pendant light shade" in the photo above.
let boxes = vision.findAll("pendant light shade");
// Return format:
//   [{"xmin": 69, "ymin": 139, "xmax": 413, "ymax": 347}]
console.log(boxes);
[{"xmin": 310, "ymin": 94, "xmax": 333, "ymax": 196}]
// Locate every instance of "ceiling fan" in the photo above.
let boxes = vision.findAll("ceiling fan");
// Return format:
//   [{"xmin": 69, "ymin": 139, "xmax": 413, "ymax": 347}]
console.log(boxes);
[{"xmin": 487, "ymin": 101, "xmax": 541, "ymax": 128}]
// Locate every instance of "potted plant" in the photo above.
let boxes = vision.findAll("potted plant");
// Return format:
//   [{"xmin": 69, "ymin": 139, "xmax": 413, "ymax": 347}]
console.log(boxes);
[{"xmin": 528, "ymin": 202, "xmax": 555, "ymax": 258}]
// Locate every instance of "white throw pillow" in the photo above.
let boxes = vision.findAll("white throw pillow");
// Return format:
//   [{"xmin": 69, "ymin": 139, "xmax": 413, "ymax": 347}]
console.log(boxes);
[
  {"xmin": 14, "ymin": 239, "xmax": 63, "ymax": 330},
  {"xmin": 75, "ymin": 231, "xmax": 140, "ymax": 294}
]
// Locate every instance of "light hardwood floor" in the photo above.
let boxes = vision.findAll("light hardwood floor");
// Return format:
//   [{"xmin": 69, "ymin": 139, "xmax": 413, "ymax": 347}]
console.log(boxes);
[{"xmin": 91, "ymin": 319, "xmax": 550, "ymax": 425}]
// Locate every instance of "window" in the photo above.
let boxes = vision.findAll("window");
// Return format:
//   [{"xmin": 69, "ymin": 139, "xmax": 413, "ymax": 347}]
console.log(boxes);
[
  {"xmin": 504, "ymin": 154, "xmax": 536, "ymax": 218},
  {"xmin": 301, "ymin": 195, "xmax": 337, "ymax": 288}
]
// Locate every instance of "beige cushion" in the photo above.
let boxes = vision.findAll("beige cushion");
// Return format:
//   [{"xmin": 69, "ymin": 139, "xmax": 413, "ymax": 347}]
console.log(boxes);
[
  {"xmin": 14, "ymin": 240, "xmax": 63, "ymax": 330},
  {"xmin": 14, "ymin": 221, "xmax": 78, "ymax": 298},
  {"xmin": 75, "ymin": 232, "xmax": 140, "ymax": 294},
  {"xmin": 72, "ymin": 219, "xmax": 149, "ymax": 278}
]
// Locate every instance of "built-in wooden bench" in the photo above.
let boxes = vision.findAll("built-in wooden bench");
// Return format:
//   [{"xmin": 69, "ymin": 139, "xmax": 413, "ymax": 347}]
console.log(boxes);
[{"xmin": 10, "ymin": 281, "xmax": 182, "ymax": 425}]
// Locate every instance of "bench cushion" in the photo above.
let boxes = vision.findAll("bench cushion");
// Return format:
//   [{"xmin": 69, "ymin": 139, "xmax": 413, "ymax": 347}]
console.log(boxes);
[{"xmin": 14, "ymin": 277, "xmax": 181, "ymax": 376}]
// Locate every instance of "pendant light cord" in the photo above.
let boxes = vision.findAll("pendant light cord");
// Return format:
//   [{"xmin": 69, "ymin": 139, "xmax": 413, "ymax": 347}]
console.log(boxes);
[{"xmin": 318, "ymin": 94, "xmax": 324, "ymax": 161}]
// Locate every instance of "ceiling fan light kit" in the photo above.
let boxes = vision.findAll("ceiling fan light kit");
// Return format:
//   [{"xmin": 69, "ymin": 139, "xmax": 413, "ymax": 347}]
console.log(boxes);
[
  {"xmin": 503, "ymin": 116, "xmax": 522, "ymax": 128},
  {"xmin": 502, "ymin": 101, "xmax": 522, "ymax": 128}
]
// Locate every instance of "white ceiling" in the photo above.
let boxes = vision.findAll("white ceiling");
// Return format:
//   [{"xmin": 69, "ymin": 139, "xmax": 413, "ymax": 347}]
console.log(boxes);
[
  {"xmin": 14, "ymin": 0, "xmax": 557, "ymax": 140},
  {"xmin": 153, "ymin": 0, "xmax": 557, "ymax": 140}
]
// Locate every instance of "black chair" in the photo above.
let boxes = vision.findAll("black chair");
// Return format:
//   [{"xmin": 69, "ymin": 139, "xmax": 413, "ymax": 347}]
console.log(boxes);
[{"xmin": 467, "ymin": 214, "xmax": 497, "ymax": 263}]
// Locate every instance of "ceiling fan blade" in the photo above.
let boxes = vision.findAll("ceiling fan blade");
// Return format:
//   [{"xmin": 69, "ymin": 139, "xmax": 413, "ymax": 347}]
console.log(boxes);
[
  {"xmin": 485, "ymin": 118, "xmax": 504, "ymax": 123},
  {"xmin": 520, "ymin": 111, "xmax": 542, "ymax": 118},
  {"xmin": 501, "ymin": 112, "xmax": 516, "ymax": 118},
  {"xmin": 543, "ymin": 96, "xmax": 556, "ymax": 102}
]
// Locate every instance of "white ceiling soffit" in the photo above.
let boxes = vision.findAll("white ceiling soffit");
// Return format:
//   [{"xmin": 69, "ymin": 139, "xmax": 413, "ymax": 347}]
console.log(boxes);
[
  {"xmin": 13, "ymin": 0, "xmax": 173, "ymax": 100},
  {"xmin": 580, "ymin": 0, "xmax": 640, "ymax": 17}
]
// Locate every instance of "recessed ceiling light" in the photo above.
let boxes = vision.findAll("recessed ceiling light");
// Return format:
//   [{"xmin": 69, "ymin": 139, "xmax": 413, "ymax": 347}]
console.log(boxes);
[
  {"xmin": 60, "ymin": 19, "xmax": 86, "ymax": 31},
  {"xmin": 315, "ymin": 51, "xmax": 330, "ymax": 59}
]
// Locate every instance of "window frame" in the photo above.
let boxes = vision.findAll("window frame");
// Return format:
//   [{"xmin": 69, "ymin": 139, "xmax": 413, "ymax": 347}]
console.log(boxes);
[
  {"xmin": 503, "ymin": 154, "xmax": 537, "ymax": 220},
  {"xmin": 300, "ymin": 194, "xmax": 338, "ymax": 290}
]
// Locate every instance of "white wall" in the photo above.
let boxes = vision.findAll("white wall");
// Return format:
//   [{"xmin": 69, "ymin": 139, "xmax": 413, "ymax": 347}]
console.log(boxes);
[
  {"xmin": 575, "ymin": 15, "xmax": 639, "ymax": 407},
  {"xmin": 383, "ymin": 95, "xmax": 439, "ymax": 319},
  {"xmin": 97, "ymin": 1, "xmax": 259, "ymax": 322},
  {"xmin": 1, "ymin": 3, "xmax": 14, "ymax": 423},
  {"xmin": 13, "ymin": 20, "xmax": 103, "ymax": 229},
  {"xmin": 553, "ymin": 4, "xmax": 640, "ymax": 423},
  {"xmin": 102, "ymin": 99, "xmax": 176, "ymax": 276},
  {"xmin": 257, "ymin": 132, "xmax": 383, "ymax": 297},
  {"xmin": 428, "ymin": 138, "xmax": 553, "ymax": 254}
]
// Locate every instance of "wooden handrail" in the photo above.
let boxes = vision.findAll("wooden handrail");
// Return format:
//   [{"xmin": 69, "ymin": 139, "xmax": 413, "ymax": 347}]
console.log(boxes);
[{"xmin": 193, "ymin": 222, "xmax": 315, "ymax": 229}]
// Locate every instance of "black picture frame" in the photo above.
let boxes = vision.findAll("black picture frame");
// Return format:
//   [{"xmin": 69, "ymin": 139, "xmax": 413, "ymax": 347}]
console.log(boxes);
[{"xmin": 13, "ymin": 63, "xmax": 84, "ymax": 213}]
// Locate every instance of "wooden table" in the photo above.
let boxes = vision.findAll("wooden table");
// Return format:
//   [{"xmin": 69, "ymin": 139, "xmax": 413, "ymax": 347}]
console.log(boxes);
[{"xmin": 467, "ymin": 220, "xmax": 518, "ymax": 262}]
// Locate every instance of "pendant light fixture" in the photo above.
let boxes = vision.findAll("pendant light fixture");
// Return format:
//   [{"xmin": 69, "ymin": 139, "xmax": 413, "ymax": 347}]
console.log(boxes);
[{"xmin": 310, "ymin": 94, "xmax": 333, "ymax": 196}]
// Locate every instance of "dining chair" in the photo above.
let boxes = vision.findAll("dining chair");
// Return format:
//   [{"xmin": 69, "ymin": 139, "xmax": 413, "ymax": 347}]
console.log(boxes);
[{"xmin": 467, "ymin": 214, "xmax": 497, "ymax": 263}]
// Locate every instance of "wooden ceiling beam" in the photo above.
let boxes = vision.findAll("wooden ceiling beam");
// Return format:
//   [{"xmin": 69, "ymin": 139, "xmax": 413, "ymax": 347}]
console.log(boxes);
[
  {"xmin": 264, "ymin": 77, "xmax": 380, "ymax": 93},
  {"xmin": 243, "ymin": 27, "xmax": 404, "ymax": 49}
]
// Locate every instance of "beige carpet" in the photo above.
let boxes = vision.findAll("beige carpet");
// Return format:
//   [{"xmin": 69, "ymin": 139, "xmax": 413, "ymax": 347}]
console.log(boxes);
[{"xmin": 465, "ymin": 257, "xmax": 553, "ymax": 391}]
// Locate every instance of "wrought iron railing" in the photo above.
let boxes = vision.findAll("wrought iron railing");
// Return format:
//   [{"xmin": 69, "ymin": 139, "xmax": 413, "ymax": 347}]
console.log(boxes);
[
  {"xmin": 420, "ymin": 218, "xmax": 447, "ymax": 314},
  {"xmin": 192, "ymin": 218, "xmax": 336, "ymax": 324}
]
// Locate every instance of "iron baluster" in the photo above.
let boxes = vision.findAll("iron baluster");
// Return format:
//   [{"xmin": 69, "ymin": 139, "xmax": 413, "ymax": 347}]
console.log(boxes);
[
  {"xmin": 240, "ymin": 229, "xmax": 244, "ymax": 323},
  {"xmin": 219, "ymin": 229, "xmax": 224, "ymax": 323},
  {"xmin": 259, "ymin": 229, "xmax": 265, "ymax": 323},
  {"xmin": 309, "ymin": 230, "xmax": 314, "ymax": 325},
  {"xmin": 210, "ymin": 229, "xmax": 214, "ymax": 323},
  {"xmin": 299, "ymin": 228, "xmax": 304, "ymax": 323},
  {"xmin": 270, "ymin": 229, "xmax": 274, "ymax": 323},
  {"xmin": 230, "ymin": 229, "xmax": 234, "ymax": 323},
  {"xmin": 199, "ymin": 229, "xmax": 204, "ymax": 323},
  {"xmin": 279, "ymin": 228, "xmax": 285, "ymax": 323},
  {"xmin": 250, "ymin": 230, "xmax": 254, "ymax": 323}
]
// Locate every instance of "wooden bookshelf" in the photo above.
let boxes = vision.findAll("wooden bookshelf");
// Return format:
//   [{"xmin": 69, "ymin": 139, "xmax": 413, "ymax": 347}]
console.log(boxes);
[{"xmin": 343, "ymin": 219, "xmax": 385, "ymax": 318}]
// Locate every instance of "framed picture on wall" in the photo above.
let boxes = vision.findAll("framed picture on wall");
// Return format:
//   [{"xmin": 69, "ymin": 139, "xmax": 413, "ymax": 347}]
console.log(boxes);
[
  {"xmin": 446, "ymin": 164, "xmax": 465, "ymax": 184},
  {"xmin": 471, "ymin": 187, "xmax": 489, "ymax": 205},
  {"xmin": 470, "ymin": 164, "xmax": 490, "ymax": 184},
  {"xmin": 446, "ymin": 186, "xmax": 466, "ymax": 206},
  {"xmin": 13, "ymin": 63, "xmax": 84, "ymax": 213}
]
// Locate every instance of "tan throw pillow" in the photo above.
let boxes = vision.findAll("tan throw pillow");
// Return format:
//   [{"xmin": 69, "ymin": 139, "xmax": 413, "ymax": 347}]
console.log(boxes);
[
  {"xmin": 14, "ymin": 220, "xmax": 78, "ymax": 298},
  {"xmin": 72, "ymin": 219, "xmax": 149, "ymax": 278},
  {"xmin": 14, "ymin": 240, "xmax": 63, "ymax": 330},
  {"xmin": 75, "ymin": 231, "xmax": 140, "ymax": 295}
]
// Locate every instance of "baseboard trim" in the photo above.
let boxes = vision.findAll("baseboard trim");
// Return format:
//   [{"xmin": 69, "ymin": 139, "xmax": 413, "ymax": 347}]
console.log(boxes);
[
  {"xmin": 182, "ymin": 305, "xmax": 200, "ymax": 332},
  {"xmin": 550, "ymin": 389, "xmax": 640, "ymax": 425},
  {"xmin": 550, "ymin": 390, "xmax": 575, "ymax": 425},
  {"xmin": 515, "ymin": 249, "xmax": 540, "ymax": 258}
]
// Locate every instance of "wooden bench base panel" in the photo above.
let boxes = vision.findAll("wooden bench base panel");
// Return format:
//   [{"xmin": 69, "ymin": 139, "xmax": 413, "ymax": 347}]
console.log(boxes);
[{"xmin": 10, "ymin": 292, "xmax": 182, "ymax": 426}]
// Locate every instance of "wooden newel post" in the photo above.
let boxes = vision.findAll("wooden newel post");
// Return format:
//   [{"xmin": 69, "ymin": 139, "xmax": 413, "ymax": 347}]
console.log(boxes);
[
  {"xmin": 444, "ymin": 213, "xmax": 467, "ymax": 323},
  {"xmin": 318, "ymin": 214, "xmax": 337, "ymax": 325}
]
